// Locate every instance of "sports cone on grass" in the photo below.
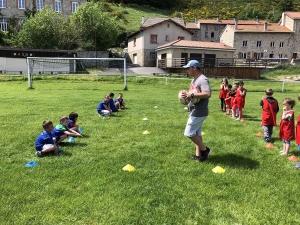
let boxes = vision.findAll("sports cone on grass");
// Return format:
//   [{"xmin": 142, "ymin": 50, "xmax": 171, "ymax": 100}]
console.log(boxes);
[
  {"xmin": 256, "ymin": 132, "xmax": 264, "ymax": 137},
  {"xmin": 122, "ymin": 164, "xmax": 135, "ymax": 172},
  {"xmin": 212, "ymin": 166, "xmax": 225, "ymax": 174},
  {"xmin": 143, "ymin": 130, "xmax": 150, "ymax": 134},
  {"xmin": 265, "ymin": 143, "xmax": 274, "ymax": 148},
  {"xmin": 288, "ymin": 155, "xmax": 298, "ymax": 162}
]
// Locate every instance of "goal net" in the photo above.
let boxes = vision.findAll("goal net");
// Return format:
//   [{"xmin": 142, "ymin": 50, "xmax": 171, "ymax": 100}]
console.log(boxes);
[{"xmin": 26, "ymin": 57, "xmax": 127, "ymax": 89}]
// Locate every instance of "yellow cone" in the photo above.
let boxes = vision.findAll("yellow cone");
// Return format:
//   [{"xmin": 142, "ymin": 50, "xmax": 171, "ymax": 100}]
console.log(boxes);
[
  {"xmin": 201, "ymin": 132, "xmax": 205, "ymax": 135},
  {"xmin": 143, "ymin": 130, "xmax": 150, "ymax": 134},
  {"xmin": 212, "ymin": 166, "xmax": 225, "ymax": 174},
  {"xmin": 122, "ymin": 164, "xmax": 135, "ymax": 172}
]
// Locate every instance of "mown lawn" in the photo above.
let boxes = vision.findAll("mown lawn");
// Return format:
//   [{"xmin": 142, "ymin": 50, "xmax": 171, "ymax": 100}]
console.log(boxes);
[{"xmin": 0, "ymin": 75, "xmax": 300, "ymax": 224}]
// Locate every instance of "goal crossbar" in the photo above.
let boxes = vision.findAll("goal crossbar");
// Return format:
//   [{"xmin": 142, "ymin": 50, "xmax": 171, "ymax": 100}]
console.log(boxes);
[{"xmin": 26, "ymin": 57, "xmax": 127, "ymax": 89}]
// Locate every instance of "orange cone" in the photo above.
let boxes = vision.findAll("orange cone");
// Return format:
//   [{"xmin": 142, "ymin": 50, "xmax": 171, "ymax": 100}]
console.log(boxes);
[
  {"xmin": 240, "ymin": 119, "xmax": 246, "ymax": 123},
  {"xmin": 288, "ymin": 155, "xmax": 298, "ymax": 162},
  {"xmin": 265, "ymin": 143, "xmax": 274, "ymax": 148},
  {"xmin": 256, "ymin": 132, "xmax": 264, "ymax": 137}
]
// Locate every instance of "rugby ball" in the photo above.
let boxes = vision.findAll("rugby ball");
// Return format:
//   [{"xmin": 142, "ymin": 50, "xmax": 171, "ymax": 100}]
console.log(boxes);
[
  {"xmin": 178, "ymin": 90, "xmax": 190, "ymax": 105},
  {"xmin": 190, "ymin": 88, "xmax": 200, "ymax": 104}
]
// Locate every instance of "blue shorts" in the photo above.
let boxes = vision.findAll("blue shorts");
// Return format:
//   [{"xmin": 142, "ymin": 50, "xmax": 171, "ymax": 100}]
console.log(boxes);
[{"xmin": 184, "ymin": 116, "xmax": 207, "ymax": 137}]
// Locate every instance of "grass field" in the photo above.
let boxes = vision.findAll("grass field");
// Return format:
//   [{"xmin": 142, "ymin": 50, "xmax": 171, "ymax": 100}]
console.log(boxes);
[{"xmin": 1, "ymin": 75, "xmax": 300, "ymax": 224}]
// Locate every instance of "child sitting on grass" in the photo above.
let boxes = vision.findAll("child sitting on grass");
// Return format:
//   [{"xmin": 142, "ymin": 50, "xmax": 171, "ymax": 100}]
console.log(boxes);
[
  {"xmin": 279, "ymin": 98, "xmax": 296, "ymax": 155},
  {"xmin": 109, "ymin": 92, "xmax": 118, "ymax": 112},
  {"xmin": 35, "ymin": 120, "xmax": 59, "ymax": 157},
  {"xmin": 260, "ymin": 88, "xmax": 279, "ymax": 142},
  {"xmin": 97, "ymin": 95, "xmax": 112, "ymax": 116},
  {"xmin": 68, "ymin": 112, "xmax": 81, "ymax": 133},
  {"xmin": 115, "ymin": 93, "xmax": 126, "ymax": 110},
  {"xmin": 52, "ymin": 116, "xmax": 83, "ymax": 144}
]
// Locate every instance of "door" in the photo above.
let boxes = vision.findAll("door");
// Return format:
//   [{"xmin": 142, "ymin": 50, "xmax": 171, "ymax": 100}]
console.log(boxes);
[
  {"xmin": 133, "ymin": 53, "xmax": 137, "ymax": 64},
  {"xmin": 204, "ymin": 54, "xmax": 216, "ymax": 67},
  {"xmin": 181, "ymin": 53, "xmax": 188, "ymax": 67}
]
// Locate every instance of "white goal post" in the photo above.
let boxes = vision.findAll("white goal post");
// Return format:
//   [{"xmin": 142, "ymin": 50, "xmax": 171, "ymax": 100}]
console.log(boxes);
[{"xmin": 26, "ymin": 57, "xmax": 127, "ymax": 89}]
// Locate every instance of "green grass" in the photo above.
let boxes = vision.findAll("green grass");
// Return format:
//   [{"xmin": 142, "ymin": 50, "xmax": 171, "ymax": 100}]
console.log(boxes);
[{"xmin": 1, "ymin": 76, "xmax": 300, "ymax": 224}]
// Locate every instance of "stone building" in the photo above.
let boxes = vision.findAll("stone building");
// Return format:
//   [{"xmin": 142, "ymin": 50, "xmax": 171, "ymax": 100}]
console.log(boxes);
[{"xmin": 0, "ymin": 0, "xmax": 86, "ymax": 31}]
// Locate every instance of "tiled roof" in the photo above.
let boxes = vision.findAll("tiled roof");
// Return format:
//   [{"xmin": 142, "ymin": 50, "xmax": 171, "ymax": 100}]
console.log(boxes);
[
  {"xmin": 141, "ymin": 18, "xmax": 185, "ymax": 28},
  {"xmin": 157, "ymin": 40, "xmax": 235, "ymax": 50},
  {"xmin": 285, "ymin": 11, "xmax": 300, "ymax": 19},
  {"xmin": 198, "ymin": 19, "xmax": 267, "ymax": 25},
  {"xmin": 185, "ymin": 22, "xmax": 199, "ymax": 29},
  {"xmin": 227, "ymin": 23, "xmax": 293, "ymax": 32}
]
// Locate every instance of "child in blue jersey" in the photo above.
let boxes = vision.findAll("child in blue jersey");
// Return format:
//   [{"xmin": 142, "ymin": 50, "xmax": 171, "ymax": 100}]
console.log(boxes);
[
  {"xmin": 109, "ymin": 92, "xmax": 118, "ymax": 112},
  {"xmin": 52, "ymin": 116, "xmax": 83, "ymax": 144},
  {"xmin": 68, "ymin": 112, "xmax": 81, "ymax": 133},
  {"xmin": 115, "ymin": 93, "xmax": 126, "ymax": 110},
  {"xmin": 97, "ymin": 95, "xmax": 112, "ymax": 116},
  {"xmin": 35, "ymin": 120, "xmax": 59, "ymax": 157}
]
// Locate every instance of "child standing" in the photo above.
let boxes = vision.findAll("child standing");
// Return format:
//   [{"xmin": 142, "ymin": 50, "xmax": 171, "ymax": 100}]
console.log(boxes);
[
  {"xmin": 260, "ymin": 88, "xmax": 279, "ymax": 142},
  {"xmin": 296, "ymin": 95, "xmax": 300, "ymax": 149},
  {"xmin": 224, "ymin": 84, "xmax": 232, "ymax": 115},
  {"xmin": 230, "ymin": 83, "xmax": 238, "ymax": 118},
  {"xmin": 219, "ymin": 78, "xmax": 228, "ymax": 112},
  {"xmin": 279, "ymin": 98, "xmax": 296, "ymax": 155},
  {"xmin": 97, "ymin": 95, "xmax": 112, "ymax": 116},
  {"xmin": 233, "ymin": 81, "xmax": 247, "ymax": 121},
  {"xmin": 52, "ymin": 116, "xmax": 83, "ymax": 144},
  {"xmin": 68, "ymin": 112, "xmax": 81, "ymax": 133},
  {"xmin": 35, "ymin": 120, "xmax": 59, "ymax": 157},
  {"xmin": 115, "ymin": 93, "xmax": 126, "ymax": 110}
]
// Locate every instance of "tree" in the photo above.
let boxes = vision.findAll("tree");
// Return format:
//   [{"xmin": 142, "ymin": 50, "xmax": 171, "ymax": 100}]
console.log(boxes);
[
  {"xmin": 10, "ymin": 7, "xmax": 67, "ymax": 49},
  {"xmin": 236, "ymin": 4, "xmax": 262, "ymax": 20},
  {"xmin": 71, "ymin": 2, "xmax": 119, "ymax": 51}
]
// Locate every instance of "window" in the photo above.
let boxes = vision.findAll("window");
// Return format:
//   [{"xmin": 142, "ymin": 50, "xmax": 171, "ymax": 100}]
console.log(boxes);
[
  {"xmin": 243, "ymin": 41, "xmax": 247, "ymax": 47},
  {"xmin": 205, "ymin": 32, "xmax": 208, "ymax": 38},
  {"xmin": 178, "ymin": 36, "xmax": 184, "ymax": 40},
  {"xmin": 0, "ymin": 0, "xmax": 6, "ymax": 8},
  {"xmin": 0, "ymin": 18, "xmax": 8, "ymax": 31},
  {"xmin": 211, "ymin": 32, "xmax": 214, "ymax": 38},
  {"xmin": 241, "ymin": 53, "xmax": 247, "ymax": 59},
  {"xmin": 214, "ymin": 25, "xmax": 218, "ymax": 31},
  {"xmin": 270, "ymin": 42, "xmax": 275, "ymax": 47},
  {"xmin": 279, "ymin": 42, "xmax": 284, "ymax": 48},
  {"xmin": 150, "ymin": 34, "xmax": 157, "ymax": 43},
  {"xmin": 18, "ymin": 18, "xmax": 25, "ymax": 30},
  {"xmin": 18, "ymin": 0, "xmax": 25, "ymax": 9},
  {"xmin": 72, "ymin": 2, "xmax": 79, "ymax": 13},
  {"xmin": 133, "ymin": 38, "xmax": 136, "ymax": 47},
  {"xmin": 269, "ymin": 54, "xmax": 274, "ymax": 58},
  {"xmin": 36, "ymin": 0, "xmax": 43, "ymax": 11},
  {"xmin": 167, "ymin": 24, "xmax": 170, "ymax": 28},
  {"xmin": 257, "ymin": 41, "xmax": 261, "ymax": 47},
  {"xmin": 205, "ymin": 25, "xmax": 208, "ymax": 30},
  {"xmin": 150, "ymin": 52, "xmax": 157, "ymax": 60},
  {"xmin": 55, "ymin": 0, "xmax": 62, "ymax": 12},
  {"xmin": 165, "ymin": 35, "xmax": 169, "ymax": 41},
  {"xmin": 279, "ymin": 54, "xmax": 283, "ymax": 58}
]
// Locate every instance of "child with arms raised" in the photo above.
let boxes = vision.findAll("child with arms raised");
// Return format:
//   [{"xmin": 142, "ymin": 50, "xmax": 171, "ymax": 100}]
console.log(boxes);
[
  {"xmin": 279, "ymin": 98, "xmax": 296, "ymax": 155},
  {"xmin": 35, "ymin": 120, "xmax": 59, "ymax": 157},
  {"xmin": 219, "ymin": 78, "xmax": 228, "ymax": 112},
  {"xmin": 52, "ymin": 116, "xmax": 83, "ymax": 144}
]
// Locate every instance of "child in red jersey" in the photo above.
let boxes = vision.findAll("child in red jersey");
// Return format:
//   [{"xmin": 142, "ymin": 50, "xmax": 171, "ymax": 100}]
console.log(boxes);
[
  {"xmin": 279, "ymin": 98, "xmax": 296, "ymax": 155},
  {"xmin": 233, "ymin": 80, "xmax": 247, "ymax": 121},
  {"xmin": 219, "ymin": 78, "xmax": 228, "ymax": 112},
  {"xmin": 296, "ymin": 95, "xmax": 300, "ymax": 149},
  {"xmin": 260, "ymin": 88, "xmax": 279, "ymax": 142},
  {"xmin": 224, "ymin": 84, "xmax": 232, "ymax": 115},
  {"xmin": 230, "ymin": 83, "xmax": 238, "ymax": 118}
]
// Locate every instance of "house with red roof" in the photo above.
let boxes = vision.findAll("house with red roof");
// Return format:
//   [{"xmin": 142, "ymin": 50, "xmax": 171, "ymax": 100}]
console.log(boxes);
[{"xmin": 127, "ymin": 17, "xmax": 193, "ymax": 67}]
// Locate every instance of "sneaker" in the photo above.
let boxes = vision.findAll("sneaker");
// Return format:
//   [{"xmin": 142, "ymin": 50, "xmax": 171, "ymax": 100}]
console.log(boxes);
[
  {"xmin": 280, "ymin": 151, "xmax": 287, "ymax": 155},
  {"xmin": 265, "ymin": 137, "xmax": 271, "ymax": 142},
  {"xmin": 279, "ymin": 150, "xmax": 284, "ymax": 153},
  {"xmin": 235, "ymin": 118, "xmax": 240, "ymax": 121},
  {"xmin": 35, "ymin": 151, "xmax": 44, "ymax": 157},
  {"xmin": 190, "ymin": 155, "xmax": 200, "ymax": 160},
  {"xmin": 199, "ymin": 147, "xmax": 211, "ymax": 162}
]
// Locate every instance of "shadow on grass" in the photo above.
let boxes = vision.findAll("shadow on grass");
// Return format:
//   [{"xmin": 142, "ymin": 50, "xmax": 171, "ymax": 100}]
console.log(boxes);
[
  {"xmin": 59, "ymin": 142, "xmax": 87, "ymax": 147},
  {"xmin": 242, "ymin": 114, "xmax": 261, "ymax": 122},
  {"xmin": 208, "ymin": 153, "xmax": 260, "ymax": 169}
]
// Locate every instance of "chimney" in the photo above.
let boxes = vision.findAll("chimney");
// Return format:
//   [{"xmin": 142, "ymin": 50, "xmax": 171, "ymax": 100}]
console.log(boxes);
[
  {"xmin": 194, "ymin": 17, "xmax": 197, "ymax": 24},
  {"xmin": 281, "ymin": 12, "xmax": 285, "ymax": 26},
  {"xmin": 142, "ymin": 16, "xmax": 144, "ymax": 25},
  {"xmin": 234, "ymin": 19, "xmax": 238, "ymax": 30},
  {"xmin": 217, "ymin": 16, "xmax": 220, "ymax": 22},
  {"xmin": 264, "ymin": 22, "xmax": 268, "ymax": 31},
  {"xmin": 256, "ymin": 16, "xmax": 259, "ymax": 23}
]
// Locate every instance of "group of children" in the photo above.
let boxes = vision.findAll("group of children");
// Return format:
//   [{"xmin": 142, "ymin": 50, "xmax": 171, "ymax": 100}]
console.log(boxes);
[
  {"xmin": 35, "ymin": 112, "xmax": 83, "ymax": 157},
  {"xmin": 97, "ymin": 92, "xmax": 126, "ymax": 117},
  {"xmin": 261, "ymin": 91, "xmax": 300, "ymax": 155},
  {"xmin": 219, "ymin": 78, "xmax": 247, "ymax": 121}
]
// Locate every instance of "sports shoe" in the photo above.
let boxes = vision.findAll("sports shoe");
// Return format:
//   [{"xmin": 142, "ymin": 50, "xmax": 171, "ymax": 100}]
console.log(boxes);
[
  {"xmin": 199, "ymin": 147, "xmax": 211, "ymax": 162},
  {"xmin": 264, "ymin": 137, "xmax": 271, "ymax": 142},
  {"xmin": 190, "ymin": 155, "xmax": 200, "ymax": 160},
  {"xmin": 235, "ymin": 118, "xmax": 240, "ymax": 121},
  {"xmin": 35, "ymin": 151, "xmax": 44, "ymax": 157}
]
